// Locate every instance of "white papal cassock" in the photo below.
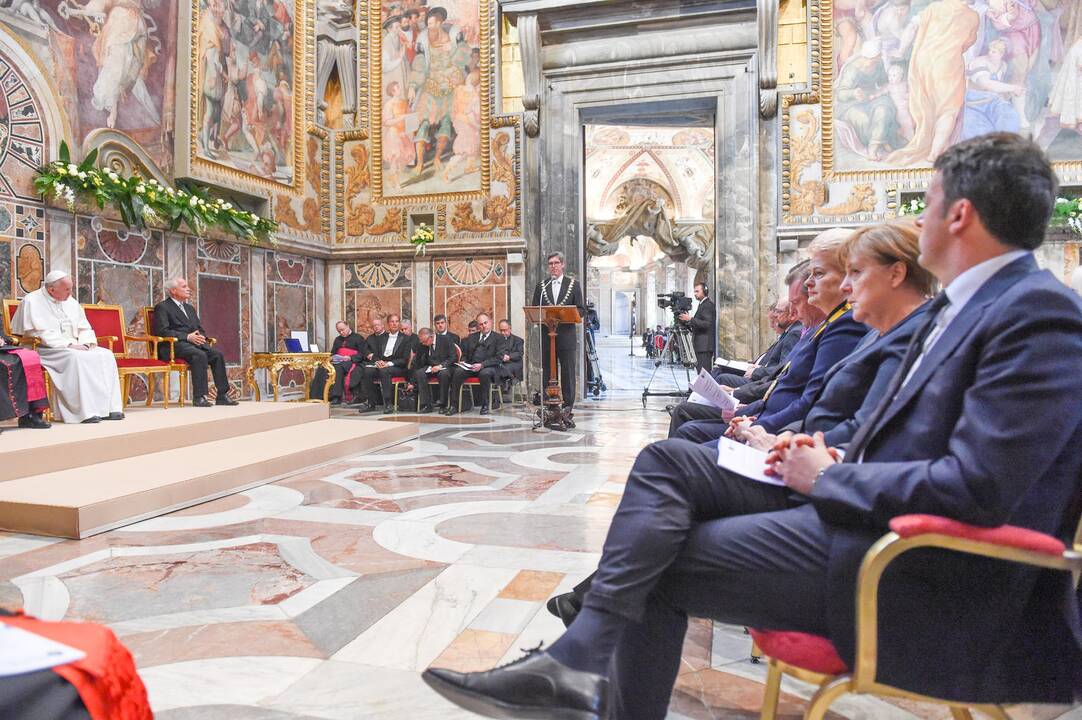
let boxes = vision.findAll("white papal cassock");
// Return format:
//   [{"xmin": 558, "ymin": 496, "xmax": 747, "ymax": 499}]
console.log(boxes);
[{"xmin": 12, "ymin": 288, "xmax": 123, "ymax": 423}]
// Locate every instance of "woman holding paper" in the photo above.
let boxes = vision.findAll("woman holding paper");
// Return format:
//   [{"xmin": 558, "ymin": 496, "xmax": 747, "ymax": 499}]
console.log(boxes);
[{"xmin": 739, "ymin": 220, "xmax": 934, "ymax": 451}]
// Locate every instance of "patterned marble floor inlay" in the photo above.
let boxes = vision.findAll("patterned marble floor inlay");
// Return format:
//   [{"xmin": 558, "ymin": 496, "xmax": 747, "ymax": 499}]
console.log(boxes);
[{"xmin": 1, "ymin": 401, "xmax": 1079, "ymax": 719}]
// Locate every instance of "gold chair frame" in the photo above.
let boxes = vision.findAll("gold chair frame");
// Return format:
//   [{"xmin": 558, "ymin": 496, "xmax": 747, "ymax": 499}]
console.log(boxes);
[
  {"xmin": 141, "ymin": 306, "xmax": 217, "ymax": 407},
  {"xmin": 85, "ymin": 303, "xmax": 173, "ymax": 410},
  {"xmin": 758, "ymin": 521, "xmax": 1082, "ymax": 720}
]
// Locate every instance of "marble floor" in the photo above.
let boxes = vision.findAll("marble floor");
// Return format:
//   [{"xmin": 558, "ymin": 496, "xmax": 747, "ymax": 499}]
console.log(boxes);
[{"xmin": 0, "ymin": 399, "xmax": 1079, "ymax": 719}]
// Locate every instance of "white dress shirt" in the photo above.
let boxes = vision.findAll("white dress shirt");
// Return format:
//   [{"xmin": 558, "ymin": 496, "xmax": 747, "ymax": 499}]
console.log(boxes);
[
  {"xmin": 383, "ymin": 332, "xmax": 399, "ymax": 357},
  {"xmin": 903, "ymin": 250, "xmax": 1030, "ymax": 385},
  {"xmin": 548, "ymin": 275, "xmax": 564, "ymax": 302}
]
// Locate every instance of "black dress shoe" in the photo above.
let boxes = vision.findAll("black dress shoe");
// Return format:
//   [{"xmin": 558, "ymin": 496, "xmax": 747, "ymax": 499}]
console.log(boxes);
[
  {"xmin": 479, "ymin": 406, "xmax": 490, "ymax": 416},
  {"xmin": 18, "ymin": 414, "xmax": 50, "ymax": 429},
  {"xmin": 81, "ymin": 416, "xmax": 101, "ymax": 424},
  {"xmin": 215, "ymin": 396, "xmax": 239, "ymax": 406},
  {"xmin": 423, "ymin": 649, "xmax": 608, "ymax": 720},
  {"xmin": 443, "ymin": 406, "xmax": 458, "ymax": 416},
  {"xmin": 355, "ymin": 403, "xmax": 373, "ymax": 414},
  {"xmin": 418, "ymin": 404, "xmax": 433, "ymax": 414},
  {"xmin": 382, "ymin": 407, "xmax": 394, "ymax": 414},
  {"xmin": 546, "ymin": 592, "xmax": 583, "ymax": 629},
  {"xmin": 329, "ymin": 399, "xmax": 342, "ymax": 406},
  {"xmin": 102, "ymin": 412, "xmax": 124, "ymax": 421},
  {"xmin": 193, "ymin": 397, "xmax": 213, "ymax": 408}
]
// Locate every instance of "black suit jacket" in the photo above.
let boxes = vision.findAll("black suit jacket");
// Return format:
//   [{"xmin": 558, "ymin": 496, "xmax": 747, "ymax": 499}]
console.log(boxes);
[
  {"xmin": 752, "ymin": 322, "xmax": 803, "ymax": 380},
  {"xmin": 810, "ymin": 255, "xmax": 1082, "ymax": 702},
  {"xmin": 688, "ymin": 296, "xmax": 716, "ymax": 353},
  {"xmin": 436, "ymin": 330, "xmax": 461, "ymax": 349},
  {"xmin": 412, "ymin": 334, "xmax": 458, "ymax": 369},
  {"xmin": 331, "ymin": 332, "xmax": 366, "ymax": 356},
  {"xmin": 152, "ymin": 299, "xmax": 208, "ymax": 361},
  {"xmin": 460, "ymin": 331, "xmax": 499, "ymax": 366},
  {"xmin": 494, "ymin": 333, "xmax": 524, "ymax": 379},
  {"xmin": 371, "ymin": 332, "xmax": 411, "ymax": 369},
  {"xmin": 356, "ymin": 331, "xmax": 386, "ymax": 362},
  {"xmin": 532, "ymin": 276, "xmax": 584, "ymax": 347}
]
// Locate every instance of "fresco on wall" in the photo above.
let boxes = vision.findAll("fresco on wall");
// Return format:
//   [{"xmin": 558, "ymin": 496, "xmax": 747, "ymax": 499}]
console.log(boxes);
[
  {"xmin": 375, "ymin": 0, "xmax": 485, "ymax": 198},
  {"xmin": 830, "ymin": 0, "xmax": 1082, "ymax": 171},
  {"xmin": 0, "ymin": 0, "xmax": 178, "ymax": 173},
  {"xmin": 195, "ymin": 0, "xmax": 297, "ymax": 185}
]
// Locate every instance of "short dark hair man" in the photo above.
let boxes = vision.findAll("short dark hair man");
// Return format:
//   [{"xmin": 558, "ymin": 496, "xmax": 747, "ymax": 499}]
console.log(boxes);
[
  {"xmin": 677, "ymin": 281, "xmax": 715, "ymax": 372},
  {"xmin": 423, "ymin": 133, "xmax": 1082, "ymax": 716},
  {"xmin": 531, "ymin": 251, "xmax": 584, "ymax": 417}
]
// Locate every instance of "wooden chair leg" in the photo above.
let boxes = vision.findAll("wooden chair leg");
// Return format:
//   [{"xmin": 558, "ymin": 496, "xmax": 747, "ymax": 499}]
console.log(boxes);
[
  {"xmin": 121, "ymin": 374, "xmax": 129, "ymax": 410},
  {"xmin": 758, "ymin": 659, "xmax": 783, "ymax": 720},
  {"xmin": 162, "ymin": 372, "xmax": 170, "ymax": 409},
  {"xmin": 393, "ymin": 383, "xmax": 400, "ymax": 413},
  {"xmin": 804, "ymin": 676, "xmax": 852, "ymax": 720},
  {"xmin": 750, "ymin": 639, "xmax": 763, "ymax": 663},
  {"xmin": 145, "ymin": 373, "xmax": 153, "ymax": 407},
  {"xmin": 949, "ymin": 708, "xmax": 975, "ymax": 720}
]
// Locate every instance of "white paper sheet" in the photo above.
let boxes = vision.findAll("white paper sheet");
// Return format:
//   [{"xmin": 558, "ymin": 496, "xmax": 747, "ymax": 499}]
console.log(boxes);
[
  {"xmin": 715, "ymin": 436, "xmax": 786, "ymax": 486},
  {"xmin": 310, "ymin": 344, "xmax": 320, "ymax": 353},
  {"xmin": 689, "ymin": 369, "xmax": 738, "ymax": 412},
  {"xmin": 714, "ymin": 357, "xmax": 753, "ymax": 373},
  {"xmin": 289, "ymin": 331, "xmax": 310, "ymax": 352},
  {"xmin": 0, "ymin": 625, "xmax": 86, "ymax": 677}
]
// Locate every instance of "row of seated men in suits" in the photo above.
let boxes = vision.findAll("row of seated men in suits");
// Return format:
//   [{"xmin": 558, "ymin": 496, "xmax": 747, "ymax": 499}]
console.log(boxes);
[
  {"xmin": 422, "ymin": 133, "xmax": 1082, "ymax": 718},
  {"xmin": 0, "ymin": 273, "xmax": 233, "ymax": 431},
  {"xmin": 315, "ymin": 312, "xmax": 524, "ymax": 415}
]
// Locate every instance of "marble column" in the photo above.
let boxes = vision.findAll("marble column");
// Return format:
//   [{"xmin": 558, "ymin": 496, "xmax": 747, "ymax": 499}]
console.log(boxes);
[
  {"xmin": 414, "ymin": 259, "xmax": 432, "ymax": 325},
  {"xmin": 325, "ymin": 261, "xmax": 344, "ymax": 336},
  {"xmin": 507, "ymin": 252, "xmax": 525, "ymax": 339},
  {"xmin": 313, "ymin": 257, "xmax": 326, "ymax": 350},
  {"xmin": 251, "ymin": 249, "xmax": 267, "ymax": 355}
]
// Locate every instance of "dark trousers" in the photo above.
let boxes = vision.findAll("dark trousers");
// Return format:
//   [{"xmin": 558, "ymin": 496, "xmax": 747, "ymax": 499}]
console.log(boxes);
[
  {"xmin": 715, "ymin": 372, "xmax": 752, "ymax": 388},
  {"xmin": 672, "ymin": 418, "xmax": 730, "ymax": 444},
  {"xmin": 173, "ymin": 341, "xmax": 229, "ymax": 399},
  {"xmin": 411, "ymin": 368, "xmax": 439, "ymax": 408},
  {"xmin": 309, "ymin": 361, "xmax": 351, "ymax": 401},
  {"xmin": 362, "ymin": 365, "xmax": 401, "ymax": 405},
  {"xmin": 449, "ymin": 366, "xmax": 486, "ymax": 410},
  {"xmin": 695, "ymin": 351, "xmax": 713, "ymax": 373},
  {"xmin": 542, "ymin": 339, "xmax": 577, "ymax": 408},
  {"xmin": 478, "ymin": 367, "xmax": 500, "ymax": 406},
  {"xmin": 499, "ymin": 362, "xmax": 522, "ymax": 386},
  {"xmin": 582, "ymin": 439, "xmax": 828, "ymax": 719},
  {"xmin": 667, "ymin": 401, "xmax": 725, "ymax": 438}
]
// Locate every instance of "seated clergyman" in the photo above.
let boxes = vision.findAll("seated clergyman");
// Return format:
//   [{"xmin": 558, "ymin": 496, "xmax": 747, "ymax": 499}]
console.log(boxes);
[
  {"xmin": 11, "ymin": 271, "xmax": 124, "ymax": 424},
  {"xmin": 0, "ymin": 333, "xmax": 51, "ymax": 431}
]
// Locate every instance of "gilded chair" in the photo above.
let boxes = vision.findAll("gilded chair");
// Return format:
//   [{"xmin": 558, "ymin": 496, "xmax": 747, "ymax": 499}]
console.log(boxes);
[
  {"xmin": 752, "ymin": 513, "xmax": 1082, "ymax": 720},
  {"xmin": 141, "ymin": 306, "xmax": 217, "ymax": 406},
  {"xmin": 82, "ymin": 304, "xmax": 173, "ymax": 409},
  {"xmin": 2, "ymin": 298, "xmax": 54, "ymax": 421}
]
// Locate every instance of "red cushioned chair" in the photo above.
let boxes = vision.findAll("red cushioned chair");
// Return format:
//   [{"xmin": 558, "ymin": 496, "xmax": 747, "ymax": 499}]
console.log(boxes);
[
  {"xmin": 2, "ymin": 298, "xmax": 55, "ymax": 421},
  {"xmin": 752, "ymin": 514, "xmax": 1082, "ymax": 720},
  {"xmin": 142, "ymin": 306, "xmax": 216, "ymax": 407},
  {"xmin": 83, "ymin": 304, "xmax": 172, "ymax": 410}
]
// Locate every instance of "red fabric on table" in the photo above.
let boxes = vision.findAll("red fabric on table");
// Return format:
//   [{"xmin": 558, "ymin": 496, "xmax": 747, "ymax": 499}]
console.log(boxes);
[
  {"xmin": 889, "ymin": 514, "xmax": 1066, "ymax": 556},
  {"xmin": 1, "ymin": 613, "xmax": 152, "ymax": 720},
  {"xmin": 9, "ymin": 348, "xmax": 45, "ymax": 402},
  {"xmin": 748, "ymin": 629, "xmax": 848, "ymax": 675}
]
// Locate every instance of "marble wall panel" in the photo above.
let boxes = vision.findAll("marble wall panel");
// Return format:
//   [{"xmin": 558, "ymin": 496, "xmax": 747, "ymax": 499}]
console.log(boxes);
[
  {"xmin": 431, "ymin": 256, "xmax": 508, "ymax": 336},
  {"xmin": 14, "ymin": 239, "xmax": 43, "ymax": 296},
  {"xmin": 345, "ymin": 288, "xmax": 413, "ymax": 336},
  {"xmin": 0, "ymin": 238, "xmax": 12, "ymax": 298},
  {"xmin": 199, "ymin": 275, "xmax": 243, "ymax": 365}
]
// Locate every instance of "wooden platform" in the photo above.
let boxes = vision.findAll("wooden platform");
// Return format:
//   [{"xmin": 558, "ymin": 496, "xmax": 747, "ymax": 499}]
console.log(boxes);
[{"xmin": 0, "ymin": 403, "xmax": 417, "ymax": 539}]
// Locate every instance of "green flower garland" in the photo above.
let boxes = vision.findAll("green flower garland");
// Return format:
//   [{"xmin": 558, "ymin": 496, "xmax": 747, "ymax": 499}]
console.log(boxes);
[
  {"xmin": 899, "ymin": 194, "xmax": 1082, "ymax": 237},
  {"xmin": 34, "ymin": 141, "xmax": 278, "ymax": 242}
]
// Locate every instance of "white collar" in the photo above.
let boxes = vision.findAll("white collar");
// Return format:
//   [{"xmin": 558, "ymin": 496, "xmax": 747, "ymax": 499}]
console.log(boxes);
[
  {"xmin": 944, "ymin": 250, "xmax": 1030, "ymax": 314},
  {"xmin": 550, "ymin": 275, "xmax": 564, "ymax": 285},
  {"xmin": 386, "ymin": 332, "xmax": 399, "ymax": 339},
  {"xmin": 172, "ymin": 297, "xmax": 186, "ymax": 308}
]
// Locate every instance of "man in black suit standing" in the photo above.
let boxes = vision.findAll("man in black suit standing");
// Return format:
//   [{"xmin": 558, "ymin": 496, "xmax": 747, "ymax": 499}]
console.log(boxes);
[
  {"xmin": 423, "ymin": 135, "xmax": 1082, "ymax": 718},
  {"xmin": 531, "ymin": 251, "xmax": 584, "ymax": 410},
  {"xmin": 492, "ymin": 319, "xmax": 524, "ymax": 397},
  {"xmin": 677, "ymin": 281, "xmax": 715, "ymax": 372},
  {"xmin": 357, "ymin": 314, "xmax": 410, "ymax": 414},
  {"xmin": 154, "ymin": 278, "xmax": 237, "ymax": 407},
  {"xmin": 447, "ymin": 313, "xmax": 499, "ymax": 415}
]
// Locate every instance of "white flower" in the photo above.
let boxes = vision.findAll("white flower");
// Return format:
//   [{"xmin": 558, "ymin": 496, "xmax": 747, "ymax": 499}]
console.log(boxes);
[
  {"xmin": 166, "ymin": 187, "xmax": 175, "ymax": 195},
  {"xmin": 197, "ymin": 198, "xmax": 206, "ymax": 206},
  {"xmin": 67, "ymin": 164, "xmax": 78, "ymax": 174},
  {"xmin": 135, "ymin": 184, "xmax": 146, "ymax": 194},
  {"xmin": 249, "ymin": 212, "xmax": 258, "ymax": 221},
  {"xmin": 189, "ymin": 196, "xmax": 199, "ymax": 208},
  {"xmin": 222, "ymin": 202, "xmax": 232, "ymax": 210},
  {"xmin": 77, "ymin": 171, "xmax": 87, "ymax": 180}
]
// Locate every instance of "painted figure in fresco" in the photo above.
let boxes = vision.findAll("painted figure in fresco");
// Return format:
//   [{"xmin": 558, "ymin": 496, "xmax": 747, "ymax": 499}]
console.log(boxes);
[
  {"xmin": 65, "ymin": 0, "xmax": 161, "ymax": 128},
  {"xmin": 886, "ymin": 0, "xmax": 979, "ymax": 165},
  {"xmin": 1, "ymin": 0, "xmax": 60, "ymax": 30},
  {"xmin": 880, "ymin": 63, "xmax": 915, "ymax": 140},
  {"xmin": 406, "ymin": 6, "xmax": 471, "ymax": 178},
  {"xmin": 987, "ymin": 0, "xmax": 1042, "ymax": 128},
  {"xmin": 1037, "ymin": 36, "xmax": 1082, "ymax": 147},
  {"xmin": 443, "ymin": 67, "xmax": 480, "ymax": 181},
  {"xmin": 962, "ymin": 39, "xmax": 1026, "ymax": 138},
  {"xmin": 382, "ymin": 81, "xmax": 415, "ymax": 188},
  {"xmin": 835, "ymin": 41, "xmax": 900, "ymax": 161}
]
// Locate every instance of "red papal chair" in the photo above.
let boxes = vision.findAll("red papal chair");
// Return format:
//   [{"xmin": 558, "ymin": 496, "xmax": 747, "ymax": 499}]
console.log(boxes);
[
  {"xmin": 751, "ymin": 514, "xmax": 1082, "ymax": 720},
  {"xmin": 142, "ymin": 306, "xmax": 216, "ymax": 406},
  {"xmin": 82, "ymin": 304, "xmax": 172, "ymax": 410},
  {"xmin": 3, "ymin": 299, "xmax": 55, "ymax": 421}
]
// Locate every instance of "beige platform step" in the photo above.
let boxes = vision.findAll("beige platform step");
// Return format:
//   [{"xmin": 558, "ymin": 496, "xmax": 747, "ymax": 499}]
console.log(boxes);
[
  {"xmin": 0, "ymin": 418, "xmax": 416, "ymax": 539},
  {"xmin": 0, "ymin": 403, "xmax": 329, "ymax": 482}
]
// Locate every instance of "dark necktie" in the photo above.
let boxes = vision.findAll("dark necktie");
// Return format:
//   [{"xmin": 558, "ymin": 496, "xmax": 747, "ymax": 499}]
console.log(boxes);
[{"xmin": 845, "ymin": 292, "xmax": 950, "ymax": 462}]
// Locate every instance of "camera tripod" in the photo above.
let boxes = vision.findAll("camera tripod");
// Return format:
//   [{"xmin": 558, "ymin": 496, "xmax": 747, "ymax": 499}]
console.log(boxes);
[{"xmin": 641, "ymin": 322, "xmax": 696, "ymax": 408}]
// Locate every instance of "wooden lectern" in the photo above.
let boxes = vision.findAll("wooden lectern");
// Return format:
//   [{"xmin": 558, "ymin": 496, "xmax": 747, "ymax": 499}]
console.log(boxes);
[{"xmin": 524, "ymin": 305, "xmax": 582, "ymax": 430}]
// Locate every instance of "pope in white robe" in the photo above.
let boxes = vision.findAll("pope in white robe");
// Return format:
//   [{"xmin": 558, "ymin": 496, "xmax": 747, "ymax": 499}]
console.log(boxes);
[{"xmin": 12, "ymin": 271, "xmax": 123, "ymax": 423}]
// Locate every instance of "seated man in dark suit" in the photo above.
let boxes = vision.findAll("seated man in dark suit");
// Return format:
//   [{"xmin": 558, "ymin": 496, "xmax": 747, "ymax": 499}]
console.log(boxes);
[
  {"xmin": 409, "ymin": 327, "xmax": 457, "ymax": 413},
  {"xmin": 432, "ymin": 314, "xmax": 460, "ymax": 348},
  {"xmin": 667, "ymin": 263, "xmax": 818, "ymax": 437},
  {"xmin": 713, "ymin": 298, "xmax": 802, "ymax": 388},
  {"xmin": 153, "ymin": 278, "xmax": 237, "ymax": 407},
  {"xmin": 424, "ymin": 133, "xmax": 1082, "ymax": 719},
  {"xmin": 356, "ymin": 314, "xmax": 410, "ymax": 414},
  {"xmin": 447, "ymin": 313, "xmax": 499, "ymax": 416},
  {"xmin": 492, "ymin": 319, "xmax": 523, "ymax": 397},
  {"xmin": 348, "ymin": 316, "xmax": 385, "ymax": 404},
  {"xmin": 311, "ymin": 320, "xmax": 365, "ymax": 404}
]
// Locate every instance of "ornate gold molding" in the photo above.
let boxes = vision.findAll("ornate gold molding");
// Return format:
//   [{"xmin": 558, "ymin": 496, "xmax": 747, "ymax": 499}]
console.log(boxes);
[
  {"xmin": 334, "ymin": 128, "xmax": 370, "ymax": 239},
  {"xmin": 366, "ymin": 0, "xmax": 492, "ymax": 204}
]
